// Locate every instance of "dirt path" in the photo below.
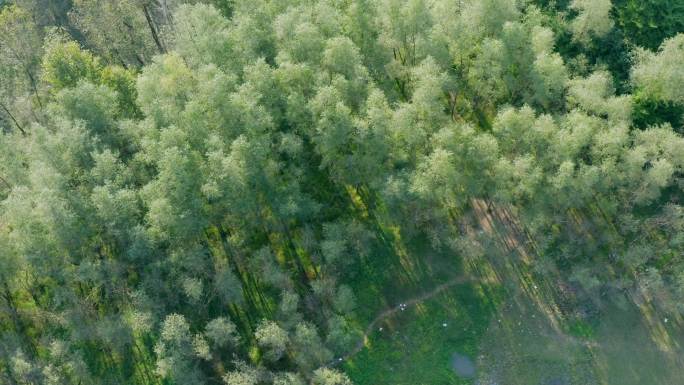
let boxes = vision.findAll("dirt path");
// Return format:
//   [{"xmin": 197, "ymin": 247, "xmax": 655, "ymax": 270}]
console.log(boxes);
[
  {"xmin": 329, "ymin": 198, "xmax": 584, "ymax": 368},
  {"xmin": 330, "ymin": 274, "xmax": 473, "ymax": 366}
]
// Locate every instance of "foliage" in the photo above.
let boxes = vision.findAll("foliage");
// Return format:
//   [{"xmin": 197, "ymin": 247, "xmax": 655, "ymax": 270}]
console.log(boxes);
[{"xmin": 1, "ymin": 1, "xmax": 684, "ymax": 385}]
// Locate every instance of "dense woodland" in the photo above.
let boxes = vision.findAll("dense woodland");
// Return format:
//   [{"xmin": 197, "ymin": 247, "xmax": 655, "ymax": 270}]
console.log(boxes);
[{"xmin": 1, "ymin": 0, "xmax": 684, "ymax": 384}]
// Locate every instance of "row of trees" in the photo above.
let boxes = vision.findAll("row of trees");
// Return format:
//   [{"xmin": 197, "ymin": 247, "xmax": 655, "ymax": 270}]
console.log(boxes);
[{"xmin": 1, "ymin": 0, "xmax": 683, "ymax": 384}]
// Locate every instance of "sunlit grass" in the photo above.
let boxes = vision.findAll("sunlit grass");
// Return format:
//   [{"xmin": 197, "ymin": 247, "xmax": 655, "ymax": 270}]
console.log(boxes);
[{"xmin": 345, "ymin": 283, "xmax": 500, "ymax": 385}]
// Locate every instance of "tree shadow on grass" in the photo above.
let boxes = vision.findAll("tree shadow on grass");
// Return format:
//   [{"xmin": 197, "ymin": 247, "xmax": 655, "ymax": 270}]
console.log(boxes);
[{"xmin": 467, "ymin": 199, "xmax": 684, "ymax": 385}]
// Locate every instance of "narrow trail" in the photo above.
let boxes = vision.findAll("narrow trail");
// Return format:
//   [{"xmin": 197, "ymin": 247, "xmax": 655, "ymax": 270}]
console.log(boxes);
[
  {"xmin": 329, "ymin": 199, "xmax": 590, "ymax": 367},
  {"xmin": 330, "ymin": 274, "xmax": 473, "ymax": 366}
]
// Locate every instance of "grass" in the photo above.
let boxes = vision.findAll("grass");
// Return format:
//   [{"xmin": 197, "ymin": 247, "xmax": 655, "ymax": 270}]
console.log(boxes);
[
  {"xmin": 340, "ymin": 201, "xmax": 684, "ymax": 385},
  {"xmin": 344, "ymin": 282, "xmax": 499, "ymax": 385},
  {"xmin": 589, "ymin": 298, "xmax": 684, "ymax": 385},
  {"xmin": 565, "ymin": 318, "xmax": 595, "ymax": 339},
  {"xmin": 338, "ymin": 215, "xmax": 503, "ymax": 385},
  {"xmin": 344, "ymin": 227, "xmax": 466, "ymax": 323}
]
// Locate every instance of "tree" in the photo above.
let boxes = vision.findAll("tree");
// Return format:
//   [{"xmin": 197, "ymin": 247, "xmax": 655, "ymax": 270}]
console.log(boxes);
[
  {"xmin": 170, "ymin": 3, "xmax": 235, "ymax": 70},
  {"xmin": 631, "ymin": 34, "xmax": 684, "ymax": 105},
  {"xmin": 155, "ymin": 313, "xmax": 206, "ymax": 385},
  {"xmin": 205, "ymin": 317, "xmax": 239, "ymax": 348},
  {"xmin": 14, "ymin": 0, "xmax": 73, "ymax": 32},
  {"xmin": 274, "ymin": 372, "xmax": 305, "ymax": 385},
  {"xmin": 70, "ymin": 0, "xmax": 161, "ymax": 67},
  {"xmin": 377, "ymin": 0, "xmax": 433, "ymax": 97},
  {"xmin": 614, "ymin": 0, "xmax": 684, "ymax": 50},
  {"xmin": 52, "ymin": 81, "xmax": 118, "ymax": 138},
  {"xmin": 222, "ymin": 363, "xmax": 260, "ymax": 385},
  {"xmin": 569, "ymin": 0, "xmax": 614, "ymax": 43},
  {"xmin": 567, "ymin": 70, "xmax": 632, "ymax": 124},
  {"xmin": 255, "ymin": 320, "xmax": 289, "ymax": 362},
  {"xmin": 41, "ymin": 33, "xmax": 103, "ymax": 92},
  {"xmin": 135, "ymin": 53, "xmax": 195, "ymax": 128},
  {"xmin": 4, "ymin": 2, "xmax": 684, "ymax": 384},
  {"xmin": 311, "ymin": 368, "xmax": 353, "ymax": 385},
  {"xmin": 291, "ymin": 322, "xmax": 332, "ymax": 373},
  {"xmin": 0, "ymin": 5, "xmax": 44, "ymax": 130}
]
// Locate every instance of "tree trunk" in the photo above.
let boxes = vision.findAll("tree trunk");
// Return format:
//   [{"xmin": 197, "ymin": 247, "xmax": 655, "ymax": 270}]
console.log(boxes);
[
  {"xmin": 142, "ymin": 5, "xmax": 165, "ymax": 54},
  {"xmin": 24, "ymin": 67, "xmax": 43, "ymax": 111},
  {"xmin": 0, "ymin": 102, "xmax": 25, "ymax": 135}
]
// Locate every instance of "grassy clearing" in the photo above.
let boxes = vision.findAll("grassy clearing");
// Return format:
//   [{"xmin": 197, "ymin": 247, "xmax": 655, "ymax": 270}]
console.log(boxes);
[
  {"xmin": 343, "ymin": 205, "xmax": 684, "ymax": 385},
  {"xmin": 590, "ymin": 299, "xmax": 684, "ymax": 385},
  {"xmin": 345, "ymin": 229, "xmax": 467, "ymax": 322},
  {"xmin": 475, "ymin": 292, "xmax": 597, "ymax": 385},
  {"xmin": 344, "ymin": 282, "xmax": 499, "ymax": 385}
]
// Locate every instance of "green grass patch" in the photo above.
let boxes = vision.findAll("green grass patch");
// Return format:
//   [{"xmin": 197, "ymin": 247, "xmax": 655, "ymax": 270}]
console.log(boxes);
[
  {"xmin": 565, "ymin": 319, "xmax": 595, "ymax": 339},
  {"xmin": 344, "ymin": 281, "xmax": 499, "ymax": 385}
]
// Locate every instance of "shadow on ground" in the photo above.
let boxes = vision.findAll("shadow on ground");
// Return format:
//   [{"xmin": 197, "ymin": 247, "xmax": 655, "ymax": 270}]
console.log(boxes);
[{"xmin": 343, "ymin": 199, "xmax": 684, "ymax": 385}]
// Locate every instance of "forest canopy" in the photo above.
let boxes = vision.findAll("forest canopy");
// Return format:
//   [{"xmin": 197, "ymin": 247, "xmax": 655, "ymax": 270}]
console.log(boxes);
[{"xmin": 1, "ymin": 0, "xmax": 684, "ymax": 384}]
